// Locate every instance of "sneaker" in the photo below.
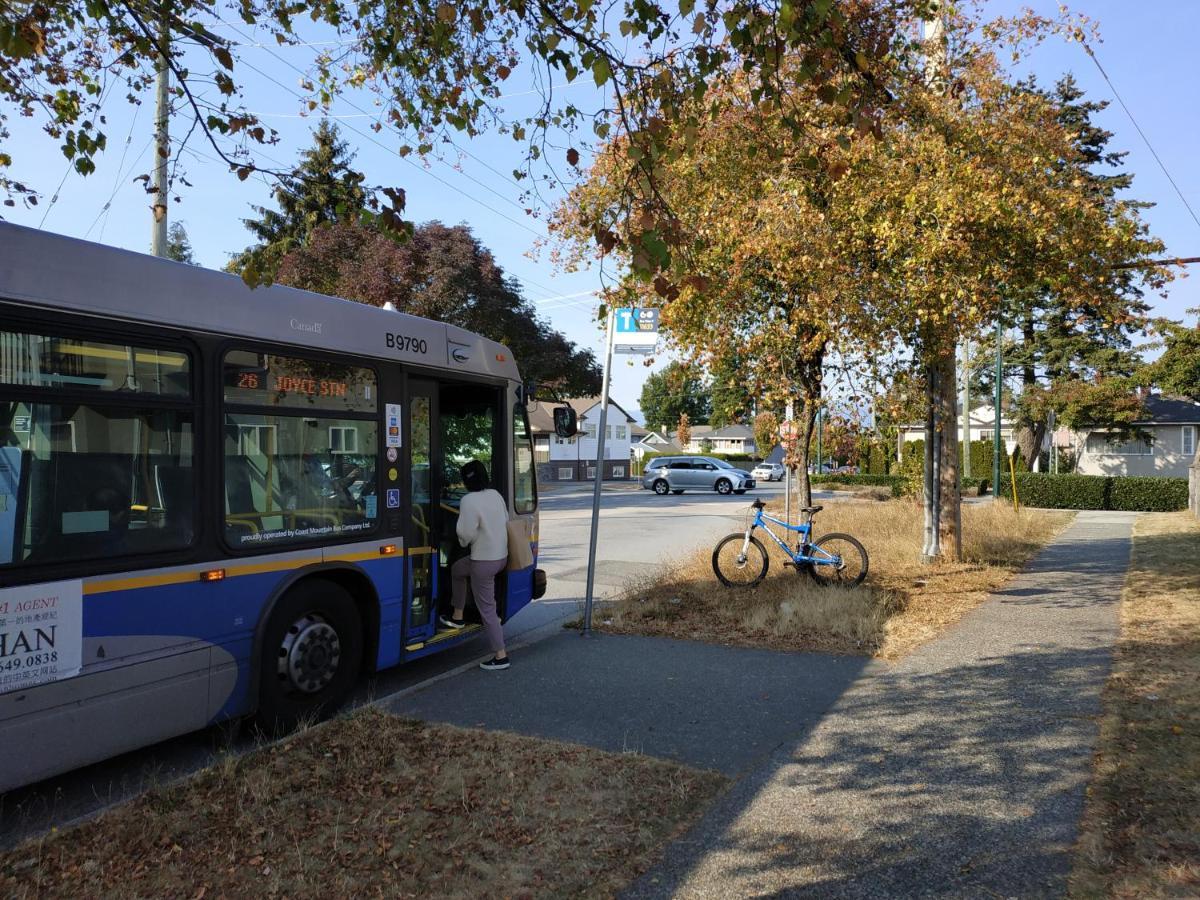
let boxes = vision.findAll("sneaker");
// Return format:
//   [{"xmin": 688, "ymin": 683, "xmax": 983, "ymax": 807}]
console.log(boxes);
[
  {"xmin": 479, "ymin": 656, "xmax": 510, "ymax": 671},
  {"xmin": 438, "ymin": 615, "xmax": 465, "ymax": 631}
]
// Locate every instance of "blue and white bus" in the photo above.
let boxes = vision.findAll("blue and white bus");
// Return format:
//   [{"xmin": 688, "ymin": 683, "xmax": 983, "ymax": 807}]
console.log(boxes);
[{"xmin": 0, "ymin": 223, "xmax": 544, "ymax": 791}]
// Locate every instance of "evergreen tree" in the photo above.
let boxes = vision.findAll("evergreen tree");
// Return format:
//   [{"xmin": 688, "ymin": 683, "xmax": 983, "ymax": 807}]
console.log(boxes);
[
  {"xmin": 164, "ymin": 221, "xmax": 197, "ymax": 265},
  {"xmin": 231, "ymin": 120, "xmax": 367, "ymax": 283},
  {"xmin": 998, "ymin": 75, "xmax": 1162, "ymax": 466}
]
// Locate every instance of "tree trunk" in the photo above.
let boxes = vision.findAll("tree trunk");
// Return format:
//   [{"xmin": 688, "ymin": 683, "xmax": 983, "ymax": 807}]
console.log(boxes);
[
  {"xmin": 1014, "ymin": 422, "xmax": 1045, "ymax": 472},
  {"xmin": 922, "ymin": 366, "xmax": 939, "ymax": 561},
  {"xmin": 935, "ymin": 349, "xmax": 962, "ymax": 561},
  {"xmin": 797, "ymin": 396, "xmax": 817, "ymax": 508}
]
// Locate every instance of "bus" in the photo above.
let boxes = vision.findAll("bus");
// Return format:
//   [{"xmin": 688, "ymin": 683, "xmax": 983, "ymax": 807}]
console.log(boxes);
[{"xmin": 0, "ymin": 223, "xmax": 545, "ymax": 792}]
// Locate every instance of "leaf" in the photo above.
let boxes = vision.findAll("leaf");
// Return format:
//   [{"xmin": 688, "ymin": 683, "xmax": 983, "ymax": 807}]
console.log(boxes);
[
  {"xmin": 679, "ymin": 0, "xmax": 695, "ymax": 16},
  {"xmin": 213, "ymin": 46, "xmax": 234, "ymax": 70},
  {"xmin": 436, "ymin": 3, "xmax": 457, "ymax": 23},
  {"xmin": 592, "ymin": 57, "xmax": 612, "ymax": 88},
  {"xmin": 693, "ymin": 15, "xmax": 706, "ymax": 34},
  {"xmin": 496, "ymin": 65, "xmax": 511, "ymax": 80},
  {"xmin": 566, "ymin": 147, "xmax": 580, "ymax": 166}
]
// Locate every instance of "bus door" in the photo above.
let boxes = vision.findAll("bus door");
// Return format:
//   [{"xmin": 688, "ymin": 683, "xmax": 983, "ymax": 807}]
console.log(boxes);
[{"xmin": 404, "ymin": 380, "xmax": 439, "ymax": 644}]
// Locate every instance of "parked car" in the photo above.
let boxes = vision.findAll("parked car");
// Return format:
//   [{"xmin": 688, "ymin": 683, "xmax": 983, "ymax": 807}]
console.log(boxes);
[
  {"xmin": 832, "ymin": 464, "xmax": 859, "ymax": 475},
  {"xmin": 751, "ymin": 462, "xmax": 786, "ymax": 482},
  {"xmin": 641, "ymin": 456, "xmax": 756, "ymax": 495}
]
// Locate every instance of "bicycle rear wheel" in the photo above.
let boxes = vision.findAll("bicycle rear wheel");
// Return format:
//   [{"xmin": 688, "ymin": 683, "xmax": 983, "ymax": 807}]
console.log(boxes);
[
  {"xmin": 712, "ymin": 534, "xmax": 769, "ymax": 588},
  {"xmin": 808, "ymin": 533, "xmax": 868, "ymax": 587}
]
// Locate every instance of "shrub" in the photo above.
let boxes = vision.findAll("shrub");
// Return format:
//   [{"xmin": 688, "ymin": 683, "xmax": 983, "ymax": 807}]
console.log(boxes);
[
  {"xmin": 1109, "ymin": 476, "xmax": 1190, "ymax": 512},
  {"xmin": 997, "ymin": 473, "xmax": 1189, "ymax": 511},
  {"xmin": 811, "ymin": 474, "xmax": 906, "ymax": 497}
]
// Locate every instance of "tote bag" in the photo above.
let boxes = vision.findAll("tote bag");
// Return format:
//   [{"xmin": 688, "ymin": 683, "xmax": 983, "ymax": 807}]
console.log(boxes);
[{"xmin": 506, "ymin": 517, "xmax": 534, "ymax": 571}]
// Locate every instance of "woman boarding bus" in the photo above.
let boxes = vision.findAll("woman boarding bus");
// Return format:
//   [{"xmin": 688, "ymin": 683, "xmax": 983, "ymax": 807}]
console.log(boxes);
[{"xmin": 0, "ymin": 223, "xmax": 546, "ymax": 791}]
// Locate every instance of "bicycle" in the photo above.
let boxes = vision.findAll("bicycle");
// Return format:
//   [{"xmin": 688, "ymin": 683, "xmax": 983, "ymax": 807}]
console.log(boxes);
[{"xmin": 711, "ymin": 499, "xmax": 868, "ymax": 588}]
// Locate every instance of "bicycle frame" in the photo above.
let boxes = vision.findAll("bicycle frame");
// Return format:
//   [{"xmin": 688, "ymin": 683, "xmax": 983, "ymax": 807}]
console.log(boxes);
[{"xmin": 742, "ymin": 507, "xmax": 842, "ymax": 568}]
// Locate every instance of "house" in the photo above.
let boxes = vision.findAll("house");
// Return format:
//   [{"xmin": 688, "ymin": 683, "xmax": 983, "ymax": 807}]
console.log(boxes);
[
  {"xmin": 666, "ymin": 423, "xmax": 757, "ymax": 456},
  {"xmin": 526, "ymin": 396, "xmax": 638, "ymax": 481},
  {"xmin": 632, "ymin": 427, "xmax": 681, "ymax": 459},
  {"xmin": 897, "ymin": 404, "xmax": 1020, "ymax": 457},
  {"xmin": 1074, "ymin": 394, "xmax": 1200, "ymax": 478}
]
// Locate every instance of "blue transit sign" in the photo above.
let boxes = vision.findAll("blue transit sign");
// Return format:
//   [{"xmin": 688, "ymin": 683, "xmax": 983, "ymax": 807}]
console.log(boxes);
[{"xmin": 614, "ymin": 308, "xmax": 659, "ymax": 353}]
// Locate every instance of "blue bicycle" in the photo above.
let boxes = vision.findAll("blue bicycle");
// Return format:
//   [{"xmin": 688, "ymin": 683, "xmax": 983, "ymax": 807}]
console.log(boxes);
[{"xmin": 712, "ymin": 499, "xmax": 868, "ymax": 588}]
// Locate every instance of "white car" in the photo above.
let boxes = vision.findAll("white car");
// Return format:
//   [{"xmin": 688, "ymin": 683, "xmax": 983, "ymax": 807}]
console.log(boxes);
[{"xmin": 752, "ymin": 462, "xmax": 786, "ymax": 482}]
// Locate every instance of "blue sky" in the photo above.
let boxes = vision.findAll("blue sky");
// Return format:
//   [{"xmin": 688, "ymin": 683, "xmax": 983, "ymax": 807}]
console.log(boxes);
[{"xmin": 4, "ymin": 0, "xmax": 1197, "ymax": 416}]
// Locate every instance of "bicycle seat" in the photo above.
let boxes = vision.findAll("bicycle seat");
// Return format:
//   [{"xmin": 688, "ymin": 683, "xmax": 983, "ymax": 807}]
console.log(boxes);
[{"xmin": 800, "ymin": 505, "xmax": 823, "ymax": 514}]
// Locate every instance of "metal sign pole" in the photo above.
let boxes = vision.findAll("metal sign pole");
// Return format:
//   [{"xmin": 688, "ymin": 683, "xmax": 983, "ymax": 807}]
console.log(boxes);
[
  {"xmin": 581, "ymin": 307, "xmax": 616, "ymax": 636},
  {"xmin": 784, "ymin": 400, "xmax": 794, "ymax": 528}
]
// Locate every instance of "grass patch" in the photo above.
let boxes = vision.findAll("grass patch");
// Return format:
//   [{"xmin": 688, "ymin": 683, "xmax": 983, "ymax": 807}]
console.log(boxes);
[
  {"xmin": 0, "ymin": 709, "xmax": 726, "ymax": 898},
  {"xmin": 597, "ymin": 498, "xmax": 1072, "ymax": 658},
  {"xmin": 1071, "ymin": 511, "xmax": 1200, "ymax": 897}
]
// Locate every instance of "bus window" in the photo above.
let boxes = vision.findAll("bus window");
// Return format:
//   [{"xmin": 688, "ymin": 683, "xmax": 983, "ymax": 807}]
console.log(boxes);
[
  {"xmin": 1, "ymin": 402, "xmax": 195, "ymax": 566},
  {"xmin": 440, "ymin": 387, "xmax": 496, "ymax": 500},
  {"xmin": 222, "ymin": 350, "xmax": 379, "ymax": 550},
  {"xmin": 513, "ymin": 404, "xmax": 537, "ymax": 514}
]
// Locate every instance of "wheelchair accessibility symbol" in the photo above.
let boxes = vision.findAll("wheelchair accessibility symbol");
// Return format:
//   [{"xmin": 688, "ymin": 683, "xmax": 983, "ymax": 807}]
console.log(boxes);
[{"xmin": 386, "ymin": 489, "xmax": 401, "ymax": 509}]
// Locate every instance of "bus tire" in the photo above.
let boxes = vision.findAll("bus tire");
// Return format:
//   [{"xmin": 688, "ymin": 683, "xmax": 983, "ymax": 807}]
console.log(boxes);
[{"xmin": 253, "ymin": 578, "xmax": 364, "ymax": 736}]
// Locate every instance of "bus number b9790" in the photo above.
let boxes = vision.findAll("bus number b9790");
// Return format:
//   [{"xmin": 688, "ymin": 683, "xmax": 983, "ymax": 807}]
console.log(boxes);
[{"xmin": 385, "ymin": 333, "xmax": 428, "ymax": 355}]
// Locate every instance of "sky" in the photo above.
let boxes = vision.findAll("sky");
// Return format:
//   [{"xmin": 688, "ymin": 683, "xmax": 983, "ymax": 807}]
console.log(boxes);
[{"xmin": 4, "ymin": 1, "xmax": 1198, "ymax": 419}]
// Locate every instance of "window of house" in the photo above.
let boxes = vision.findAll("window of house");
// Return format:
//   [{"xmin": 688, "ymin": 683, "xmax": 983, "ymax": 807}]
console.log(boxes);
[
  {"xmin": 1183, "ymin": 425, "xmax": 1196, "ymax": 458},
  {"xmin": 616, "ymin": 425, "xmax": 626, "ymax": 440},
  {"xmin": 558, "ymin": 467, "xmax": 573, "ymax": 480},
  {"xmin": 583, "ymin": 423, "xmax": 597, "ymax": 439},
  {"xmin": 1085, "ymin": 432, "xmax": 1153, "ymax": 455}
]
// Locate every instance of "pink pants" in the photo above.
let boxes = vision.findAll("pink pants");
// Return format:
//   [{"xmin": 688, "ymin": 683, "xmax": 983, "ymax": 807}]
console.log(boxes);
[{"xmin": 451, "ymin": 556, "xmax": 507, "ymax": 653}]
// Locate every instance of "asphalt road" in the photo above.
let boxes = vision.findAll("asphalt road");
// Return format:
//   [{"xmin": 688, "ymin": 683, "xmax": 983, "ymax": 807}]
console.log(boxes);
[{"xmin": 0, "ymin": 480, "xmax": 788, "ymax": 848}]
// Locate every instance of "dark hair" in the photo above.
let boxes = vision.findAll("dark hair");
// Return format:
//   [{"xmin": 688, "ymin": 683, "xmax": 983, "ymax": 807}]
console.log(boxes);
[{"xmin": 461, "ymin": 460, "xmax": 490, "ymax": 492}]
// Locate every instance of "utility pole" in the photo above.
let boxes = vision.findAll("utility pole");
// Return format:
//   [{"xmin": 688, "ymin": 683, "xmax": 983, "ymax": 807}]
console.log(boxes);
[
  {"xmin": 961, "ymin": 340, "xmax": 971, "ymax": 480},
  {"xmin": 150, "ymin": 3, "xmax": 170, "ymax": 256},
  {"xmin": 992, "ymin": 318, "xmax": 1003, "ymax": 501}
]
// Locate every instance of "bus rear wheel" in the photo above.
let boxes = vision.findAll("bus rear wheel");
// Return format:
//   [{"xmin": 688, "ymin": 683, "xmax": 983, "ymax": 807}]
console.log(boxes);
[{"xmin": 254, "ymin": 578, "xmax": 363, "ymax": 735}]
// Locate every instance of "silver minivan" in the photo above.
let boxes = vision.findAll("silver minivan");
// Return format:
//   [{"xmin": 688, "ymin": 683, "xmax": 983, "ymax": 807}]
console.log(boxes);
[{"xmin": 641, "ymin": 456, "xmax": 756, "ymax": 495}]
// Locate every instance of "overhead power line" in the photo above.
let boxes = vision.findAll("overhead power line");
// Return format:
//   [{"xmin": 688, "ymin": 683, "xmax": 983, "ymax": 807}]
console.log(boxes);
[{"xmin": 1082, "ymin": 42, "xmax": 1200, "ymax": 236}]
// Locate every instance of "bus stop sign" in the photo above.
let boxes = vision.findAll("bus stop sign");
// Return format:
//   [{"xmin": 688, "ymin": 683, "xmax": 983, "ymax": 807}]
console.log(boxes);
[{"xmin": 614, "ymin": 308, "xmax": 659, "ymax": 354}]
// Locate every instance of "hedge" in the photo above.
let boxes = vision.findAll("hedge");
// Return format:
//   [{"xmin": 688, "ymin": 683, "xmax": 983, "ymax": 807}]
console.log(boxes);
[
  {"xmin": 811, "ymin": 474, "xmax": 906, "ymax": 497},
  {"xmin": 998, "ymin": 473, "xmax": 1189, "ymax": 511}
]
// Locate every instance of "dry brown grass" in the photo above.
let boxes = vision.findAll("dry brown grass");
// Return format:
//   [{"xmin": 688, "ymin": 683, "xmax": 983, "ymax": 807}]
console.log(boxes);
[
  {"xmin": 1071, "ymin": 512, "xmax": 1200, "ymax": 898},
  {"xmin": 598, "ymin": 498, "xmax": 1073, "ymax": 658},
  {"xmin": 0, "ymin": 709, "xmax": 726, "ymax": 899}
]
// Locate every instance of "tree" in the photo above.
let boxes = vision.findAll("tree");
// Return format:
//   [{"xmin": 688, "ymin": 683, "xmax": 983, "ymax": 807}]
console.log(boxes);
[
  {"xmin": 2, "ymin": 0, "xmax": 921, "ymax": 283},
  {"xmin": 709, "ymin": 352, "xmax": 755, "ymax": 427},
  {"xmin": 638, "ymin": 362, "xmax": 710, "ymax": 433},
  {"xmin": 676, "ymin": 414, "xmax": 692, "ymax": 452},
  {"xmin": 1141, "ymin": 315, "xmax": 1200, "ymax": 402},
  {"xmin": 164, "ymin": 221, "xmax": 196, "ymax": 265},
  {"xmin": 994, "ymin": 75, "xmax": 1164, "ymax": 469},
  {"xmin": 753, "ymin": 412, "xmax": 780, "ymax": 461},
  {"xmin": 230, "ymin": 121, "xmax": 368, "ymax": 283},
  {"xmin": 275, "ymin": 219, "xmax": 600, "ymax": 396},
  {"xmin": 556, "ymin": 10, "xmax": 1171, "ymax": 563}
]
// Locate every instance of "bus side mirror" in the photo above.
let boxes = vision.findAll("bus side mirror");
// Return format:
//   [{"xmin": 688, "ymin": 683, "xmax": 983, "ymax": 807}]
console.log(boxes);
[{"xmin": 553, "ymin": 407, "xmax": 578, "ymax": 438}]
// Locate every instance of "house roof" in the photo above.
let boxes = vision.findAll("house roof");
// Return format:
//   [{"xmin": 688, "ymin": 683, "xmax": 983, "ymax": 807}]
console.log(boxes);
[
  {"xmin": 525, "ymin": 397, "xmax": 637, "ymax": 434},
  {"xmin": 1137, "ymin": 394, "xmax": 1200, "ymax": 424},
  {"xmin": 630, "ymin": 423, "xmax": 649, "ymax": 439},
  {"xmin": 642, "ymin": 438, "xmax": 682, "ymax": 452},
  {"xmin": 704, "ymin": 424, "xmax": 754, "ymax": 440}
]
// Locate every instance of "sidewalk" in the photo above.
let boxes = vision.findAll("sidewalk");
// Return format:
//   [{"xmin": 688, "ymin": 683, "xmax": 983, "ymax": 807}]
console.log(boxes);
[
  {"xmin": 382, "ymin": 510, "xmax": 1137, "ymax": 898},
  {"xmin": 627, "ymin": 509, "xmax": 1138, "ymax": 899}
]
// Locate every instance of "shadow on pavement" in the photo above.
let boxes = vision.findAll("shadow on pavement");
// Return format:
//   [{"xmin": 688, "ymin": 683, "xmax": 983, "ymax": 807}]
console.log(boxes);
[{"xmin": 382, "ymin": 632, "xmax": 870, "ymax": 776}]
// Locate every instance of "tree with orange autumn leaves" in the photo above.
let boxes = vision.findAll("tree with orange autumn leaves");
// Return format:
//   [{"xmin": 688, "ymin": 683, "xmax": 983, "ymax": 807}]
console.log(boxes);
[{"xmin": 552, "ymin": 12, "xmax": 1169, "ymax": 561}]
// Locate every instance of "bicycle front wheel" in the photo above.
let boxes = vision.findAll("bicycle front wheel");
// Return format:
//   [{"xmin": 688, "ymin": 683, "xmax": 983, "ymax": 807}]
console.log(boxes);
[
  {"xmin": 712, "ymin": 534, "xmax": 769, "ymax": 588},
  {"xmin": 808, "ymin": 533, "xmax": 868, "ymax": 587}
]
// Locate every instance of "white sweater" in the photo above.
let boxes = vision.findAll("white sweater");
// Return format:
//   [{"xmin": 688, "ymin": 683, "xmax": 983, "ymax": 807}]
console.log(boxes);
[{"xmin": 456, "ymin": 488, "xmax": 509, "ymax": 561}]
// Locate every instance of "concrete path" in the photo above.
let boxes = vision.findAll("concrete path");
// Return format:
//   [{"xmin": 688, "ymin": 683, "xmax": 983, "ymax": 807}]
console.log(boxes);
[{"xmin": 626, "ymin": 509, "xmax": 1139, "ymax": 899}]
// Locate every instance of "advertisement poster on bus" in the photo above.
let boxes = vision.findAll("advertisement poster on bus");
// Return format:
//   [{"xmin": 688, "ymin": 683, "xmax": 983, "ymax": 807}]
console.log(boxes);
[{"xmin": 0, "ymin": 579, "xmax": 83, "ymax": 694}]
